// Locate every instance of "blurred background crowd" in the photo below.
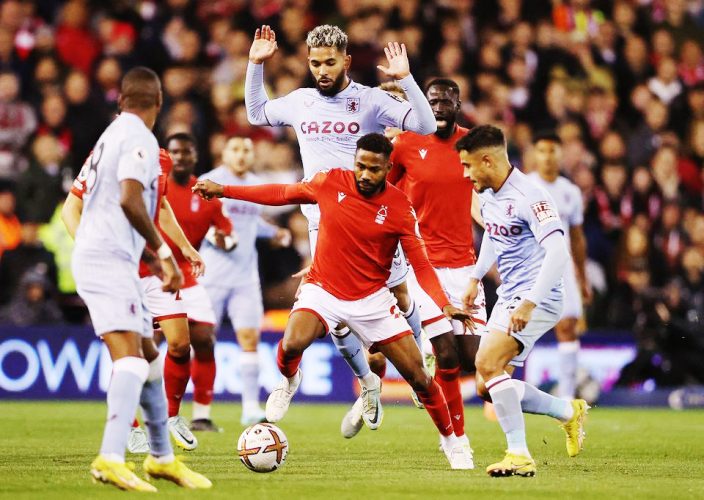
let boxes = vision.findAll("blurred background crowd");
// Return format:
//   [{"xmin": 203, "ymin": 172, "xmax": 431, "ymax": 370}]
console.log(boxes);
[{"xmin": 0, "ymin": 0, "xmax": 702, "ymax": 386}]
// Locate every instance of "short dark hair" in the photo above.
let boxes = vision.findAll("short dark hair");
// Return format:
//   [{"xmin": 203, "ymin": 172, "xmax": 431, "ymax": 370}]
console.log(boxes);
[
  {"xmin": 532, "ymin": 129, "xmax": 562, "ymax": 145},
  {"xmin": 356, "ymin": 133, "xmax": 393, "ymax": 158},
  {"xmin": 166, "ymin": 132, "xmax": 196, "ymax": 146},
  {"xmin": 120, "ymin": 66, "xmax": 161, "ymax": 110},
  {"xmin": 455, "ymin": 125, "xmax": 505, "ymax": 153},
  {"xmin": 425, "ymin": 78, "xmax": 460, "ymax": 96}
]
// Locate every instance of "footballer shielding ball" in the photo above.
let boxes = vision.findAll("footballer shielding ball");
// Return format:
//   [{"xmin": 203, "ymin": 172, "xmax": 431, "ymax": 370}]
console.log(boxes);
[{"xmin": 237, "ymin": 423, "xmax": 289, "ymax": 473}]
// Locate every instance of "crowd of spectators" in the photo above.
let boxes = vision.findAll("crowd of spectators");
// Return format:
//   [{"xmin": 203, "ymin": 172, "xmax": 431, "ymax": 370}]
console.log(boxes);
[{"xmin": 0, "ymin": 0, "xmax": 702, "ymax": 384}]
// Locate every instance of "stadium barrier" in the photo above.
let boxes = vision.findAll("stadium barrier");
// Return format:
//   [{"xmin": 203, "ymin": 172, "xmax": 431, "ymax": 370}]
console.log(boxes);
[{"xmin": 2, "ymin": 325, "xmax": 699, "ymax": 407}]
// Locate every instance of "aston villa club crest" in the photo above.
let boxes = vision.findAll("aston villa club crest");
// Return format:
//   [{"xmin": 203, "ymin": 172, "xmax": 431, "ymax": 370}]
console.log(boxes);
[
  {"xmin": 346, "ymin": 97, "xmax": 360, "ymax": 114},
  {"xmin": 505, "ymin": 201, "xmax": 516, "ymax": 218}
]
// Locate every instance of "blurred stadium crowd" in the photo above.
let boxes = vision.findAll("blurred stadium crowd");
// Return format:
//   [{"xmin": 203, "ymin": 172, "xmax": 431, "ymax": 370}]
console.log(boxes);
[{"xmin": 0, "ymin": 0, "xmax": 702, "ymax": 385}]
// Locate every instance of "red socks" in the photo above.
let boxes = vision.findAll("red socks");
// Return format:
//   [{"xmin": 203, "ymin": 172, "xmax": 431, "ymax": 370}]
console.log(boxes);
[
  {"xmin": 276, "ymin": 341, "xmax": 302, "ymax": 378},
  {"xmin": 435, "ymin": 366, "xmax": 465, "ymax": 436},
  {"xmin": 416, "ymin": 379, "xmax": 454, "ymax": 437},
  {"xmin": 164, "ymin": 352, "xmax": 191, "ymax": 417},
  {"xmin": 192, "ymin": 350, "xmax": 216, "ymax": 406}
]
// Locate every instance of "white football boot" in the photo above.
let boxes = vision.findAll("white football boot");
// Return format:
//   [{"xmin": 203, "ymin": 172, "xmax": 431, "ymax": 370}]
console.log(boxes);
[
  {"xmin": 441, "ymin": 434, "xmax": 474, "ymax": 470},
  {"xmin": 265, "ymin": 370, "xmax": 302, "ymax": 423},
  {"xmin": 127, "ymin": 426, "xmax": 150, "ymax": 454},
  {"xmin": 340, "ymin": 397, "xmax": 364, "ymax": 438},
  {"xmin": 360, "ymin": 373, "xmax": 383, "ymax": 430},
  {"xmin": 168, "ymin": 415, "xmax": 198, "ymax": 451}
]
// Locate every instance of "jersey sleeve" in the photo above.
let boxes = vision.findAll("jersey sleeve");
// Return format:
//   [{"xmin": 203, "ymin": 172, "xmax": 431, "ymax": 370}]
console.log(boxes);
[
  {"xmin": 70, "ymin": 153, "xmax": 91, "ymax": 199},
  {"xmin": 117, "ymin": 135, "xmax": 155, "ymax": 188},
  {"xmin": 221, "ymin": 170, "xmax": 328, "ymax": 205},
  {"xmin": 568, "ymin": 184, "xmax": 584, "ymax": 227},
  {"xmin": 262, "ymin": 91, "xmax": 299, "ymax": 127},
  {"xmin": 522, "ymin": 189, "xmax": 564, "ymax": 243},
  {"xmin": 372, "ymin": 88, "xmax": 413, "ymax": 129},
  {"xmin": 245, "ymin": 62, "xmax": 298, "ymax": 127},
  {"xmin": 399, "ymin": 204, "xmax": 451, "ymax": 310}
]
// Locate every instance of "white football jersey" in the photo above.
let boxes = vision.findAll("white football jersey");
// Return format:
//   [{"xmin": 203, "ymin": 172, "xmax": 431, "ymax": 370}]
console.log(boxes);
[
  {"xmin": 528, "ymin": 172, "xmax": 583, "ymax": 239},
  {"xmin": 198, "ymin": 167, "xmax": 277, "ymax": 288},
  {"xmin": 478, "ymin": 168, "xmax": 564, "ymax": 302},
  {"xmin": 73, "ymin": 112, "xmax": 161, "ymax": 265},
  {"xmin": 263, "ymin": 81, "xmax": 413, "ymax": 176}
]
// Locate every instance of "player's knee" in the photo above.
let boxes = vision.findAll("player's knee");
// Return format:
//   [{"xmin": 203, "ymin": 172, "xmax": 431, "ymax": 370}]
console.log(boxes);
[
  {"xmin": 555, "ymin": 321, "xmax": 578, "ymax": 342},
  {"xmin": 190, "ymin": 332, "xmax": 215, "ymax": 353},
  {"xmin": 475, "ymin": 355, "xmax": 501, "ymax": 380},
  {"xmin": 406, "ymin": 369, "xmax": 432, "ymax": 393},
  {"xmin": 460, "ymin": 356, "xmax": 476, "ymax": 374},
  {"xmin": 237, "ymin": 328, "xmax": 260, "ymax": 351},
  {"xmin": 368, "ymin": 353, "xmax": 386, "ymax": 375},
  {"xmin": 167, "ymin": 338, "xmax": 191, "ymax": 358},
  {"xmin": 281, "ymin": 337, "xmax": 306, "ymax": 357},
  {"xmin": 435, "ymin": 346, "xmax": 460, "ymax": 370}
]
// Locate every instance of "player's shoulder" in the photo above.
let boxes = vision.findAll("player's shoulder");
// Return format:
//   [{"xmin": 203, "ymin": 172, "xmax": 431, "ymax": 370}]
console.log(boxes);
[{"xmin": 199, "ymin": 165, "xmax": 227, "ymax": 181}]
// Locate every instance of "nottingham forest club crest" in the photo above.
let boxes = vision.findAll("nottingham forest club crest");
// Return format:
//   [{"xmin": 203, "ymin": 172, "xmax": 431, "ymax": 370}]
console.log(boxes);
[{"xmin": 346, "ymin": 98, "xmax": 360, "ymax": 114}]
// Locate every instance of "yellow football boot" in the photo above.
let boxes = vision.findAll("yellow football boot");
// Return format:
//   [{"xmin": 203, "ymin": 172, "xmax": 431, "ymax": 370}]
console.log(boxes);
[
  {"xmin": 143, "ymin": 455, "xmax": 212, "ymax": 489},
  {"xmin": 561, "ymin": 399, "xmax": 589, "ymax": 457},
  {"xmin": 486, "ymin": 451, "xmax": 536, "ymax": 477},
  {"xmin": 90, "ymin": 456, "xmax": 157, "ymax": 492}
]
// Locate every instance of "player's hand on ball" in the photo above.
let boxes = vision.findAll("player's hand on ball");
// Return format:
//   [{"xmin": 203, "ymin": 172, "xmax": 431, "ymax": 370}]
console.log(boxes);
[
  {"xmin": 192, "ymin": 180, "xmax": 224, "ymax": 200},
  {"xmin": 250, "ymin": 25, "xmax": 278, "ymax": 64},
  {"xmin": 182, "ymin": 245, "xmax": 205, "ymax": 277},
  {"xmin": 377, "ymin": 42, "xmax": 410, "ymax": 80},
  {"xmin": 161, "ymin": 255, "xmax": 183, "ymax": 293},
  {"xmin": 508, "ymin": 300, "xmax": 536, "ymax": 334}
]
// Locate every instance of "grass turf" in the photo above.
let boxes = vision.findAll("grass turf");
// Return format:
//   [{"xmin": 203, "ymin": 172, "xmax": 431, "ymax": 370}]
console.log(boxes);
[{"xmin": 1, "ymin": 401, "xmax": 703, "ymax": 499}]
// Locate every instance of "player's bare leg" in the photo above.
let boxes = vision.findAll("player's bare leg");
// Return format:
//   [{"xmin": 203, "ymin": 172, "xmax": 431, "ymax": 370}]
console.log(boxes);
[
  {"xmin": 376, "ymin": 334, "xmax": 472, "ymax": 470},
  {"xmin": 266, "ymin": 311, "xmax": 326, "ymax": 423},
  {"xmin": 476, "ymin": 330, "xmax": 585, "ymax": 476},
  {"xmin": 555, "ymin": 318, "xmax": 579, "ymax": 399},
  {"xmin": 91, "ymin": 331, "xmax": 156, "ymax": 491},
  {"xmin": 236, "ymin": 327, "xmax": 266, "ymax": 424},
  {"xmin": 189, "ymin": 322, "xmax": 221, "ymax": 432},
  {"xmin": 160, "ymin": 317, "xmax": 197, "ymax": 450}
]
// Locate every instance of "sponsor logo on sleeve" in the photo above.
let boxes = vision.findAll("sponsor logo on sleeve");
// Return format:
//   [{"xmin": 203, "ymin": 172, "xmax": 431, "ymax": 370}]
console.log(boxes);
[{"xmin": 530, "ymin": 201, "xmax": 559, "ymax": 225}]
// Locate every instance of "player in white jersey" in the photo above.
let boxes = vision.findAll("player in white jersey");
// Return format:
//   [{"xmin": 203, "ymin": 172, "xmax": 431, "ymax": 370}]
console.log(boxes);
[
  {"xmin": 199, "ymin": 136, "xmax": 291, "ymax": 425},
  {"xmin": 245, "ymin": 24, "xmax": 436, "ymax": 432},
  {"xmin": 70, "ymin": 67, "xmax": 210, "ymax": 491},
  {"xmin": 528, "ymin": 131, "xmax": 591, "ymax": 400},
  {"xmin": 457, "ymin": 126, "xmax": 589, "ymax": 478}
]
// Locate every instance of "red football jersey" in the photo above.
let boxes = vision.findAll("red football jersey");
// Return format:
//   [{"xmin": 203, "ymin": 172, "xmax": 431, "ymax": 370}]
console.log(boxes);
[
  {"xmin": 222, "ymin": 169, "xmax": 450, "ymax": 308},
  {"xmin": 163, "ymin": 175, "xmax": 233, "ymax": 287},
  {"xmin": 388, "ymin": 126, "xmax": 476, "ymax": 268}
]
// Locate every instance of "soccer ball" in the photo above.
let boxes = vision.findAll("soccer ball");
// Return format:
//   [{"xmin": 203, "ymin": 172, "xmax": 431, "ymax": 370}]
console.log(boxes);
[{"xmin": 237, "ymin": 423, "xmax": 289, "ymax": 473}]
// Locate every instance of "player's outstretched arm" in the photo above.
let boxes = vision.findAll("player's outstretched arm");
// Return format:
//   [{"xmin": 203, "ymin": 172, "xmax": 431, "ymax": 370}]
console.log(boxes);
[
  {"xmin": 158, "ymin": 198, "xmax": 205, "ymax": 277},
  {"xmin": 193, "ymin": 177, "xmax": 321, "ymax": 206},
  {"xmin": 245, "ymin": 25, "xmax": 281, "ymax": 126},
  {"xmin": 377, "ymin": 42, "xmax": 436, "ymax": 135},
  {"xmin": 120, "ymin": 179, "xmax": 183, "ymax": 292},
  {"xmin": 61, "ymin": 192, "xmax": 83, "ymax": 239}
]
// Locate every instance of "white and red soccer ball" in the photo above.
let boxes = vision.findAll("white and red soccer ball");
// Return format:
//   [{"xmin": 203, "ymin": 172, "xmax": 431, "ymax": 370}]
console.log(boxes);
[{"xmin": 237, "ymin": 423, "xmax": 289, "ymax": 473}]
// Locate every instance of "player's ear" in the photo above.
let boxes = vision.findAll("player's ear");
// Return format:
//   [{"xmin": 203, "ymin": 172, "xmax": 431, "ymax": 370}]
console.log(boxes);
[{"xmin": 344, "ymin": 54, "xmax": 351, "ymax": 71}]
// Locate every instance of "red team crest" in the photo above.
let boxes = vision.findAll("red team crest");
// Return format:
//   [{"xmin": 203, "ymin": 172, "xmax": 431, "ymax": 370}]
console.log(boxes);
[{"xmin": 346, "ymin": 97, "xmax": 360, "ymax": 113}]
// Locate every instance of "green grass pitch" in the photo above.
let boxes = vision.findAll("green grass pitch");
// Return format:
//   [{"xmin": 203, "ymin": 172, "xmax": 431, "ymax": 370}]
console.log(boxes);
[{"xmin": 2, "ymin": 401, "xmax": 703, "ymax": 499}]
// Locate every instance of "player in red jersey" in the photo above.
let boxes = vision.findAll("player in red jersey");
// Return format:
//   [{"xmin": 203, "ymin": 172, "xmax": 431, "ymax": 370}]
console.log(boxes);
[
  {"xmin": 163, "ymin": 133, "xmax": 236, "ymax": 433},
  {"xmin": 388, "ymin": 79, "xmax": 490, "ymax": 446},
  {"xmin": 62, "ymin": 147, "xmax": 207, "ymax": 452},
  {"xmin": 193, "ymin": 133, "xmax": 476, "ymax": 470}
]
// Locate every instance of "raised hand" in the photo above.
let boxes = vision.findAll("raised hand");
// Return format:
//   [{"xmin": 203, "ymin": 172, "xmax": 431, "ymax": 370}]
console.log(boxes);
[
  {"xmin": 249, "ymin": 25, "xmax": 278, "ymax": 64},
  {"xmin": 376, "ymin": 42, "xmax": 410, "ymax": 80},
  {"xmin": 192, "ymin": 179, "xmax": 224, "ymax": 200}
]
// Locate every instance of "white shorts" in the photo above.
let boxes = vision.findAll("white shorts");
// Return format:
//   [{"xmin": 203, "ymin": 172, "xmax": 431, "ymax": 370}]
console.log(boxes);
[
  {"xmin": 206, "ymin": 282, "xmax": 263, "ymax": 331},
  {"xmin": 141, "ymin": 275, "xmax": 186, "ymax": 323},
  {"xmin": 292, "ymin": 283, "xmax": 412, "ymax": 352},
  {"xmin": 73, "ymin": 254, "xmax": 152, "ymax": 338},
  {"xmin": 305, "ymin": 205, "xmax": 408, "ymax": 289},
  {"xmin": 486, "ymin": 295, "xmax": 563, "ymax": 367},
  {"xmin": 406, "ymin": 264, "xmax": 488, "ymax": 338},
  {"xmin": 560, "ymin": 261, "xmax": 582, "ymax": 320}
]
